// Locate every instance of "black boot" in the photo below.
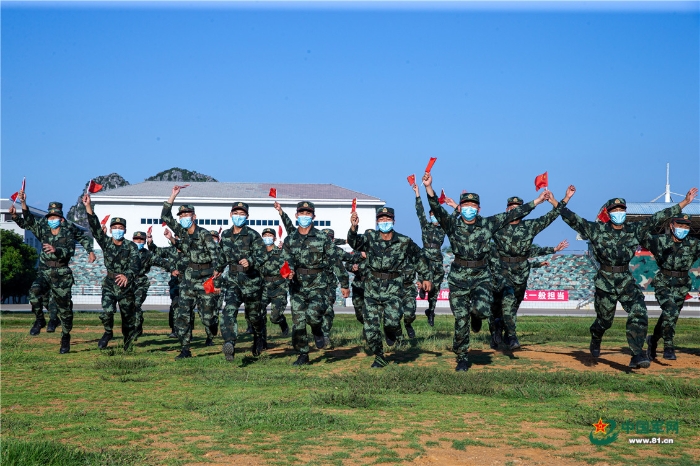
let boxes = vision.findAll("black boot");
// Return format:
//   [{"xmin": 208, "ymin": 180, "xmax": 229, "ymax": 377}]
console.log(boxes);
[
  {"xmin": 98, "ymin": 331, "xmax": 113, "ymax": 349},
  {"xmin": 470, "ymin": 316, "xmax": 482, "ymax": 333},
  {"xmin": 59, "ymin": 334, "xmax": 71, "ymax": 354},
  {"xmin": 507, "ymin": 335, "xmax": 521, "ymax": 350},
  {"xmin": 405, "ymin": 323, "xmax": 416, "ymax": 339},
  {"xmin": 312, "ymin": 330, "xmax": 326, "ymax": 349},
  {"xmin": 46, "ymin": 318, "xmax": 60, "ymax": 333},
  {"xmin": 589, "ymin": 338, "xmax": 601, "ymax": 358},
  {"xmin": 279, "ymin": 317, "xmax": 290, "ymax": 337},
  {"xmin": 210, "ymin": 318, "xmax": 219, "ymax": 337},
  {"xmin": 175, "ymin": 348, "xmax": 192, "ymax": 359},
  {"xmin": 223, "ymin": 341, "xmax": 235, "ymax": 361},
  {"xmin": 455, "ymin": 359, "xmax": 469, "ymax": 372},
  {"xmin": 293, "ymin": 353, "xmax": 309, "ymax": 366},
  {"xmin": 663, "ymin": 347, "xmax": 676, "ymax": 360},
  {"xmin": 29, "ymin": 316, "xmax": 46, "ymax": 336},
  {"xmin": 629, "ymin": 352, "xmax": 651, "ymax": 369},
  {"xmin": 204, "ymin": 337, "xmax": 214, "ymax": 347},
  {"xmin": 371, "ymin": 354, "xmax": 388, "ymax": 368},
  {"xmin": 425, "ymin": 309, "xmax": 435, "ymax": 327},
  {"xmin": 385, "ymin": 330, "xmax": 396, "ymax": 347},
  {"xmin": 646, "ymin": 335, "xmax": 658, "ymax": 360}
]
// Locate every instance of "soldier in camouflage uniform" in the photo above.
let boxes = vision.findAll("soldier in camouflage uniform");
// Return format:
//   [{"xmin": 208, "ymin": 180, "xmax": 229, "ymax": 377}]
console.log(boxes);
[
  {"xmin": 642, "ymin": 214, "xmax": 700, "ymax": 361},
  {"xmin": 161, "ymin": 185, "xmax": 221, "ymax": 359},
  {"xmin": 399, "ymin": 245, "xmax": 423, "ymax": 339},
  {"xmin": 345, "ymin": 249, "xmax": 368, "ymax": 327},
  {"xmin": 411, "ymin": 182, "xmax": 446, "ymax": 326},
  {"xmin": 209, "ymin": 230, "xmax": 223, "ymax": 343},
  {"xmin": 320, "ymin": 228, "xmax": 354, "ymax": 347},
  {"xmin": 560, "ymin": 185, "xmax": 697, "ymax": 369},
  {"xmin": 147, "ymin": 232, "xmax": 186, "ymax": 338},
  {"xmin": 260, "ymin": 227, "xmax": 290, "ymax": 337},
  {"xmin": 348, "ymin": 207, "xmax": 431, "ymax": 368},
  {"xmin": 10, "ymin": 194, "xmax": 95, "ymax": 353},
  {"xmin": 84, "ymin": 194, "xmax": 141, "ymax": 351},
  {"xmin": 282, "ymin": 201, "xmax": 350, "ymax": 366},
  {"xmin": 423, "ymin": 172, "xmax": 549, "ymax": 371},
  {"xmin": 217, "ymin": 202, "xmax": 267, "ymax": 362},
  {"xmin": 488, "ymin": 194, "xmax": 566, "ymax": 349}
]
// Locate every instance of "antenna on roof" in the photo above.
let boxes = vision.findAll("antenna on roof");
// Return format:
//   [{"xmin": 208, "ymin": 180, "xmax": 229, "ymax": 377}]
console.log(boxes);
[{"xmin": 650, "ymin": 163, "xmax": 684, "ymax": 203}]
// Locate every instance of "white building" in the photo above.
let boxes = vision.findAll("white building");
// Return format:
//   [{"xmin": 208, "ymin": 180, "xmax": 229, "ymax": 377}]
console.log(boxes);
[
  {"xmin": 1, "ymin": 198, "xmax": 49, "ymax": 254},
  {"xmin": 89, "ymin": 181, "xmax": 385, "ymax": 248}
]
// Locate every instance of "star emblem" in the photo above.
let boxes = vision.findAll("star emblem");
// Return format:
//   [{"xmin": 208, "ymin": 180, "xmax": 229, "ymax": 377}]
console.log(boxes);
[{"xmin": 592, "ymin": 418, "xmax": 609, "ymax": 435}]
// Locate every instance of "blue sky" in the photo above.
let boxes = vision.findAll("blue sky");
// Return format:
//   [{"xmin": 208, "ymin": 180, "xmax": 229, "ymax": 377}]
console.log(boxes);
[{"xmin": 2, "ymin": 1, "xmax": 698, "ymax": 250}]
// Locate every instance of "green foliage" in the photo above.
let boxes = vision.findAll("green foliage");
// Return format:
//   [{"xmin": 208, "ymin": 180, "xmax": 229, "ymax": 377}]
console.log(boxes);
[
  {"xmin": 145, "ymin": 167, "xmax": 217, "ymax": 182},
  {"xmin": 0, "ymin": 439, "xmax": 142, "ymax": 466},
  {"xmin": 1, "ymin": 229, "xmax": 38, "ymax": 302}
]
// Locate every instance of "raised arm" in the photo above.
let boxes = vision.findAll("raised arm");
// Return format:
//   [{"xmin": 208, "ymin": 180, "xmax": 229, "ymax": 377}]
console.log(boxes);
[
  {"xmin": 632, "ymin": 189, "xmax": 696, "ymax": 241},
  {"xmin": 413, "ymin": 184, "xmax": 430, "ymax": 230},
  {"xmin": 274, "ymin": 201, "xmax": 296, "ymax": 234},
  {"xmin": 84, "ymin": 194, "xmax": 110, "ymax": 250},
  {"xmin": 347, "ymin": 211, "xmax": 368, "ymax": 252}
]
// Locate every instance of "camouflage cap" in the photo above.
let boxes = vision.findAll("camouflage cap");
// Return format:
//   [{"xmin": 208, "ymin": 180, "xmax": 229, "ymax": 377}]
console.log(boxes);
[
  {"xmin": 209, "ymin": 230, "xmax": 220, "ymax": 238},
  {"xmin": 605, "ymin": 198, "xmax": 626, "ymax": 211},
  {"xmin": 262, "ymin": 227, "xmax": 276, "ymax": 237},
  {"xmin": 231, "ymin": 202, "xmax": 249, "ymax": 214},
  {"xmin": 376, "ymin": 207, "xmax": 395, "ymax": 219},
  {"xmin": 507, "ymin": 196, "xmax": 524, "ymax": 206},
  {"xmin": 133, "ymin": 231, "xmax": 147, "ymax": 240},
  {"xmin": 110, "ymin": 217, "xmax": 126, "ymax": 227},
  {"xmin": 459, "ymin": 192, "xmax": 480, "ymax": 206},
  {"xmin": 45, "ymin": 201, "xmax": 64, "ymax": 218},
  {"xmin": 672, "ymin": 214, "xmax": 691, "ymax": 224},
  {"xmin": 177, "ymin": 204, "xmax": 195, "ymax": 215},
  {"xmin": 297, "ymin": 201, "xmax": 315, "ymax": 213}
]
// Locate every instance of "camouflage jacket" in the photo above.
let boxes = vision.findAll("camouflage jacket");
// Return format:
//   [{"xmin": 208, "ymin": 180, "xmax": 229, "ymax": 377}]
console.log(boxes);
[
  {"xmin": 216, "ymin": 225, "xmax": 266, "ymax": 280},
  {"xmin": 347, "ymin": 228, "xmax": 429, "ymax": 282},
  {"xmin": 87, "ymin": 213, "xmax": 141, "ymax": 282},
  {"xmin": 489, "ymin": 242, "xmax": 555, "ymax": 288},
  {"xmin": 258, "ymin": 210, "xmax": 298, "ymax": 281},
  {"xmin": 282, "ymin": 226, "xmax": 350, "ymax": 291},
  {"xmin": 427, "ymin": 192, "xmax": 536, "ymax": 263},
  {"xmin": 415, "ymin": 195, "xmax": 446, "ymax": 263},
  {"xmin": 161, "ymin": 202, "xmax": 220, "ymax": 270},
  {"xmin": 561, "ymin": 204, "xmax": 680, "ymax": 292},
  {"xmin": 16, "ymin": 209, "xmax": 94, "ymax": 265},
  {"xmin": 345, "ymin": 252, "xmax": 368, "ymax": 288},
  {"xmin": 641, "ymin": 233, "xmax": 700, "ymax": 287}
]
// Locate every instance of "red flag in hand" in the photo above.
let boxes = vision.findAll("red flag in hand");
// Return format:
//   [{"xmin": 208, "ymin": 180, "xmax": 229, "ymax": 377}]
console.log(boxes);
[
  {"xmin": 278, "ymin": 225, "xmax": 283, "ymax": 238},
  {"xmin": 407, "ymin": 174, "xmax": 416, "ymax": 186},
  {"xmin": 100, "ymin": 215, "xmax": 110, "ymax": 226},
  {"xmin": 438, "ymin": 189, "xmax": 446, "ymax": 205},
  {"xmin": 161, "ymin": 221, "xmax": 167, "ymax": 227},
  {"xmin": 87, "ymin": 180, "xmax": 103, "ymax": 193},
  {"xmin": 280, "ymin": 261, "xmax": 292, "ymax": 279},
  {"xmin": 351, "ymin": 198, "xmax": 357, "ymax": 213},
  {"xmin": 597, "ymin": 207, "xmax": 610, "ymax": 223},
  {"xmin": 218, "ymin": 226, "xmax": 222, "ymax": 234},
  {"xmin": 269, "ymin": 187, "xmax": 277, "ymax": 198},
  {"xmin": 425, "ymin": 157, "xmax": 437, "ymax": 173},
  {"xmin": 203, "ymin": 277, "xmax": 216, "ymax": 294},
  {"xmin": 534, "ymin": 171, "xmax": 548, "ymax": 191},
  {"xmin": 147, "ymin": 225, "xmax": 153, "ymax": 235},
  {"xmin": 10, "ymin": 192, "xmax": 19, "ymax": 202},
  {"xmin": 10, "ymin": 178, "xmax": 26, "ymax": 203},
  {"xmin": 685, "ymin": 293, "xmax": 693, "ymax": 301}
]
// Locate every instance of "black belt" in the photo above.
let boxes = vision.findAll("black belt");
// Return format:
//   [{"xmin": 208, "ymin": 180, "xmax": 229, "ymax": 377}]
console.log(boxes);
[
  {"xmin": 188, "ymin": 262, "xmax": 212, "ymax": 270},
  {"xmin": 424, "ymin": 243, "xmax": 440, "ymax": 249},
  {"xmin": 500, "ymin": 256, "xmax": 528, "ymax": 264},
  {"xmin": 660, "ymin": 268, "xmax": 689, "ymax": 278},
  {"xmin": 297, "ymin": 268, "xmax": 323, "ymax": 275},
  {"xmin": 600, "ymin": 264, "xmax": 628, "ymax": 273},
  {"xmin": 44, "ymin": 260, "xmax": 68, "ymax": 268},
  {"xmin": 232, "ymin": 264, "xmax": 248, "ymax": 272},
  {"xmin": 453, "ymin": 257, "xmax": 487, "ymax": 268},
  {"xmin": 264, "ymin": 276, "xmax": 283, "ymax": 282},
  {"xmin": 371, "ymin": 271, "xmax": 401, "ymax": 280},
  {"xmin": 106, "ymin": 271, "xmax": 120, "ymax": 278}
]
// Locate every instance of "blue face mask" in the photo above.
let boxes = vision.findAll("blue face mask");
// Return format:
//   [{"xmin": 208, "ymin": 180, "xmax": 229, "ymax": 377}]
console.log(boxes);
[
  {"xmin": 136, "ymin": 242, "xmax": 145, "ymax": 250},
  {"xmin": 609, "ymin": 212, "xmax": 626, "ymax": 225},
  {"xmin": 673, "ymin": 227, "xmax": 689, "ymax": 240},
  {"xmin": 111, "ymin": 229, "xmax": 125, "ymax": 240},
  {"xmin": 231, "ymin": 215, "xmax": 247, "ymax": 227},
  {"xmin": 179, "ymin": 217, "xmax": 193, "ymax": 229},
  {"xmin": 298, "ymin": 215, "xmax": 313, "ymax": 228},
  {"xmin": 263, "ymin": 236, "xmax": 274, "ymax": 246},
  {"xmin": 461, "ymin": 206, "xmax": 478, "ymax": 221},
  {"xmin": 430, "ymin": 215, "xmax": 438, "ymax": 224},
  {"xmin": 378, "ymin": 221, "xmax": 394, "ymax": 233},
  {"xmin": 47, "ymin": 219, "xmax": 61, "ymax": 229}
]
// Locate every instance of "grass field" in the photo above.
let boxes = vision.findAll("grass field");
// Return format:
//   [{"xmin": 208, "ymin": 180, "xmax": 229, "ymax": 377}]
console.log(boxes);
[{"xmin": 2, "ymin": 311, "xmax": 700, "ymax": 466}]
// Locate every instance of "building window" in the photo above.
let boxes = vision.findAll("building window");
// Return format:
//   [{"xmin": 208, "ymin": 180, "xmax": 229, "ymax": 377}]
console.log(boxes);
[
  {"xmin": 223, "ymin": 219, "xmax": 228, "ymax": 225},
  {"xmin": 274, "ymin": 220, "xmax": 279, "ymax": 226},
  {"xmin": 141, "ymin": 218, "xmax": 146, "ymax": 224},
  {"xmin": 217, "ymin": 219, "xmax": 223, "ymax": 225},
  {"xmin": 153, "ymin": 219, "xmax": 159, "ymax": 224}
]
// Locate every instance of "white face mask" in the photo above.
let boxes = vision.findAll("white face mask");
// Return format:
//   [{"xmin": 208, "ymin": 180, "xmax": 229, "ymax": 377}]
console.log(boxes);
[{"xmin": 263, "ymin": 236, "xmax": 274, "ymax": 246}]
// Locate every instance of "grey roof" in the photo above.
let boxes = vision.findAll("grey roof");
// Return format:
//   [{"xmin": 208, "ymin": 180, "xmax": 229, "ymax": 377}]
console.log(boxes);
[
  {"xmin": 625, "ymin": 202, "xmax": 700, "ymax": 216},
  {"xmin": 1, "ymin": 198, "xmax": 48, "ymax": 217},
  {"xmin": 92, "ymin": 182, "xmax": 382, "ymax": 201}
]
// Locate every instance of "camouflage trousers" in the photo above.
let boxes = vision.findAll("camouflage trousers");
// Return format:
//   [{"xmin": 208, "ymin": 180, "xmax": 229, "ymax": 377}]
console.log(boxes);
[
  {"xmin": 29, "ymin": 267, "xmax": 74, "ymax": 336},
  {"xmin": 488, "ymin": 281, "xmax": 527, "ymax": 339},
  {"xmin": 38, "ymin": 291, "xmax": 59, "ymax": 322},
  {"xmin": 221, "ymin": 276, "xmax": 264, "ymax": 345},
  {"xmin": 100, "ymin": 279, "xmax": 137, "ymax": 346},
  {"xmin": 175, "ymin": 269, "xmax": 218, "ymax": 350},
  {"xmin": 591, "ymin": 285, "xmax": 648, "ymax": 356},
  {"xmin": 168, "ymin": 276, "xmax": 180, "ymax": 331},
  {"xmin": 351, "ymin": 285, "xmax": 365, "ymax": 324},
  {"xmin": 290, "ymin": 288, "xmax": 328, "ymax": 355},
  {"xmin": 134, "ymin": 278, "xmax": 150, "ymax": 330},
  {"xmin": 322, "ymin": 284, "xmax": 337, "ymax": 337},
  {"xmin": 400, "ymin": 281, "xmax": 418, "ymax": 326},
  {"xmin": 651, "ymin": 281, "xmax": 690, "ymax": 349},
  {"xmin": 364, "ymin": 277, "xmax": 403, "ymax": 357},
  {"xmin": 425, "ymin": 260, "xmax": 444, "ymax": 312},
  {"xmin": 262, "ymin": 280, "xmax": 288, "ymax": 327},
  {"xmin": 447, "ymin": 270, "xmax": 493, "ymax": 362}
]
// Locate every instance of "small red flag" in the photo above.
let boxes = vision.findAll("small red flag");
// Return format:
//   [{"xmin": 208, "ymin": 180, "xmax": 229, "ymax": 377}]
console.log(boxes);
[
  {"xmin": 278, "ymin": 225, "xmax": 282, "ymax": 237},
  {"xmin": 597, "ymin": 207, "xmax": 610, "ymax": 223},
  {"xmin": 100, "ymin": 215, "xmax": 110, "ymax": 226},
  {"xmin": 685, "ymin": 293, "xmax": 693, "ymax": 301},
  {"xmin": 10, "ymin": 178, "xmax": 26, "ymax": 203},
  {"xmin": 407, "ymin": 174, "xmax": 416, "ymax": 186},
  {"xmin": 203, "ymin": 277, "xmax": 216, "ymax": 294},
  {"xmin": 280, "ymin": 261, "xmax": 291, "ymax": 279},
  {"xmin": 269, "ymin": 187, "xmax": 277, "ymax": 198},
  {"xmin": 147, "ymin": 225, "xmax": 153, "ymax": 235},
  {"xmin": 176, "ymin": 184, "xmax": 191, "ymax": 189},
  {"xmin": 534, "ymin": 171, "xmax": 548, "ymax": 191},
  {"xmin": 218, "ymin": 226, "xmax": 222, "ymax": 234},
  {"xmin": 351, "ymin": 198, "xmax": 357, "ymax": 213},
  {"xmin": 87, "ymin": 180, "xmax": 103, "ymax": 193},
  {"xmin": 10, "ymin": 192, "xmax": 18, "ymax": 202},
  {"xmin": 161, "ymin": 221, "xmax": 167, "ymax": 227},
  {"xmin": 438, "ymin": 189, "xmax": 446, "ymax": 205},
  {"xmin": 425, "ymin": 157, "xmax": 437, "ymax": 173}
]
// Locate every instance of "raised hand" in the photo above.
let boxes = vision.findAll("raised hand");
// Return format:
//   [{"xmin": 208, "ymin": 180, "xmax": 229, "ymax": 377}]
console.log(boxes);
[
  {"xmin": 535, "ymin": 190, "xmax": 548, "ymax": 205},
  {"xmin": 680, "ymin": 187, "xmax": 698, "ymax": 208},
  {"xmin": 444, "ymin": 196, "xmax": 458, "ymax": 209},
  {"xmin": 274, "ymin": 201, "xmax": 282, "ymax": 213},
  {"xmin": 350, "ymin": 212, "xmax": 359, "ymax": 229},
  {"xmin": 82, "ymin": 194, "xmax": 93, "ymax": 215},
  {"xmin": 8, "ymin": 204, "xmax": 16, "ymax": 216},
  {"xmin": 422, "ymin": 172, "xmax": 433, "ymax": 187},
  {"xmin": 163, "ymin": 228, "xmax": 173, "ymax": 240},
  {"xmin": 563, "ymin": 185, "xmax": 576, "ymax": 203},
  {"xmin": 411, "ymin": 183, "xmax": 419, "ymax": 196},
  {"xmin": 554, "ymin": 239, "xmax": 569, "ymax": 252}
]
